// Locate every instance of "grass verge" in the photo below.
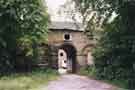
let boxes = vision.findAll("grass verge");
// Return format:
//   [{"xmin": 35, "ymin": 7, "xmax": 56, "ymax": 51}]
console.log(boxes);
[
  {"xmin": 0, "ymin": 69, "xmax": 58, "ymax": 90},
  {"xmin": 78, "ymin": 66, "xmax": 128, "ymax": 90}
]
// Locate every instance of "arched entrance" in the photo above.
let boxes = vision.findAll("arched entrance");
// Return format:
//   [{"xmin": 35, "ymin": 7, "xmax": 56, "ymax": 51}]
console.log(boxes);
[
  {"xmin": 82, "ymin": 45, "xmax": 94, "ymax": 66},
  {"xmin": 58, "ymin": 44, "xmax": 77, "ymax": 73}
]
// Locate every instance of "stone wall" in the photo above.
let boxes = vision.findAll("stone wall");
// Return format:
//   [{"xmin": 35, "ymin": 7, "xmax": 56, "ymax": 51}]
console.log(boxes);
[{"xmin": 47, "ymin": 29, "xmax": 95, "ymax": 69}]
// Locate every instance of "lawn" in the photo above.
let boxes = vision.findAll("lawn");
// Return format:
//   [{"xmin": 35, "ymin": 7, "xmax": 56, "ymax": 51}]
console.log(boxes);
[{"xmin": 0, "ymin": 69, "xmax": 58, "ymax": 90}]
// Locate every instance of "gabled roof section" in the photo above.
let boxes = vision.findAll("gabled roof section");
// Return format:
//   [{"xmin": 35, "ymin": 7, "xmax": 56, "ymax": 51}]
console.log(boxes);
[{"xmin": 49, "ymin": 21, "xmax": 84, "ymax": 31}]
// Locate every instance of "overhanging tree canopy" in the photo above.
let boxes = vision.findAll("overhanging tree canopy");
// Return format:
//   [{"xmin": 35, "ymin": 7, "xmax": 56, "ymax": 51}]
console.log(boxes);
[
  {"xmin": 73, "ymin": 0, "xmax": 135, "ymax": 89},
  {"xmin": 0, "ymin": 0, "xmax": 49, "ymax": 73}
]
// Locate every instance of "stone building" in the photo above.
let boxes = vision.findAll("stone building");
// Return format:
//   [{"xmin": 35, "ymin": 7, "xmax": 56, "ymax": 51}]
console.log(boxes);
[{"xmin": 47, "ymin": 22, "xmax": 95, "ymax": 73}]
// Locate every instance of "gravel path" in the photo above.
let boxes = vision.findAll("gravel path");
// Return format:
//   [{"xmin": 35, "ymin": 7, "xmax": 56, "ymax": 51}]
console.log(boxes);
[{"xmin": 43, "ymin": 74, "xmax": 117, "ymax": 90}]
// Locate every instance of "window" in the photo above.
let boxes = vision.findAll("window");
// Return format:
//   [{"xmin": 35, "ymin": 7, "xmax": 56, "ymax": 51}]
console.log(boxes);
[
  {"xmin": 64, "ymin": 33, "xmax": 71, "ymax": 40},
  {"xmin": 60, "ymin": 53, "xmax": 63, "ymax": 56}
]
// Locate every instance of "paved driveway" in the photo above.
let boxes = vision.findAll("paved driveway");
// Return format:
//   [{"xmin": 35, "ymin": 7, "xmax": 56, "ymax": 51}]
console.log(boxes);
[{"xmin": 44, "ymin": 74, "xmax": 117, "ymax": 90}]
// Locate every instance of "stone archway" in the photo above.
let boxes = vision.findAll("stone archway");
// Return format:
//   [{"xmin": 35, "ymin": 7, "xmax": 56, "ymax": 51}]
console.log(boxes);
[
  {"xmin": 58, "ymin": 43, "xmax": 77, "ymax": 73},
  {"xmin": 82, "ymin": 44, "xmax": 94, "ymax": 66}
]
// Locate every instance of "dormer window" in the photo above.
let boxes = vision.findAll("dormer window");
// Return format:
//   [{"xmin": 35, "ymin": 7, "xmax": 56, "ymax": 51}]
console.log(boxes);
[{"xmin": 64, "ymin": 33, "xmax": 71, "ymax": 41}]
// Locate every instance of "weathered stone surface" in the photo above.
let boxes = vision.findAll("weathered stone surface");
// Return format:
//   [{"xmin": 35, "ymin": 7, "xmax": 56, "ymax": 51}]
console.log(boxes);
[{"xmin": 48, "ymin": 29, "xmax": 95, "ymax": 68}]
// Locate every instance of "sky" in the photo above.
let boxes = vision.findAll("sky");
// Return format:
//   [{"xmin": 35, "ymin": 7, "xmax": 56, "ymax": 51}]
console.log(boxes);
[
  {"xmin": 45, "ymin": 0, "xmax": 117, "ymax": 23},
  {"xmin": 45, "ymin": 0, "xmax": 82, "ymax": 22},
  {"xmin": 45, "ymin": 0, "xmax": 69, "ymax": 21},
  {"xmin": 45, "ymin": 0, "xmax": 66, "ymax": 14}
]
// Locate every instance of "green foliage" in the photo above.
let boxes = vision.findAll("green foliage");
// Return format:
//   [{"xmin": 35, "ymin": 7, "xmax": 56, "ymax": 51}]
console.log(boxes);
[
  {"xmin": 0, "ymin": 0, "xmax": 49, "ymax": 74},
  {"xmin": 79, "ymin": 66, "xmax": 97, "ymax": 78},
  {"xmin": 0, "ymin": 69, "xmax": 58, "ymax": 90},
  {"xmin": 93, "ymin": 17, "xmax": 135, "ymax": 89},
  {"xmin": 74, "ymin": 0, "xmax": 135, "ymax": 89},
  {"xmin": 79, "ymin": 66, "xmax": 128, "ymax": 89}
]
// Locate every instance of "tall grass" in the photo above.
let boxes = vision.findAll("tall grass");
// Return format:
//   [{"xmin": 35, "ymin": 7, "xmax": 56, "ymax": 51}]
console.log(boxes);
[{"xmin": 0, "ymin": 69, "xmax": 58, "ymax": 90}]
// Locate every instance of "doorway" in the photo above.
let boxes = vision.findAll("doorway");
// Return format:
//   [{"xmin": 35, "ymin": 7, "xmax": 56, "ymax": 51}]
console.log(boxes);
[{"xmin": 58, "ymin": 44, "xmax": 77, "ymax": 73}]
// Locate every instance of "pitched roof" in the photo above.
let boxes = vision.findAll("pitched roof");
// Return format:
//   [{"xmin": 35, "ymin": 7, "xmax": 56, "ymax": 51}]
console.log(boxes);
[{"xmin": 49, "ymin": 21, "xmax": 84, "ymax": 31}]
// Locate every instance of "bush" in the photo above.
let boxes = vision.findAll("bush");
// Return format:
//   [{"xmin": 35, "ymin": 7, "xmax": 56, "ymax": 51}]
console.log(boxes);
[
  {"xmin": 79, "ymin": 66, "xmax": 97, "ymax": 78},
  {"xmin": 0, "ymin": 0, "xmax": 49, "ymax": 74},
  {"xmin": 93, "ymin": 18, "xmax": 135, "ymax": 89}
]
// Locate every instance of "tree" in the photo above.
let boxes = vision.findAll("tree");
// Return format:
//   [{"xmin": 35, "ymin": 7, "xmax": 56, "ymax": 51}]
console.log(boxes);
[
  {"xmin": 73, "ymin": 0, "xmax": 135, "ymax": 89},
  {"xmin": 0, "ymin": 0, "xmax": 49, "ymax": 74}
]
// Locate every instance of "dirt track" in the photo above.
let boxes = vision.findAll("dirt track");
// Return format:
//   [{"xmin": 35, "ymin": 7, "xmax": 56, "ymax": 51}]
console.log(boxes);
[{"xmin": 43, "ymin": 74, "xmax": 117, "ymax": 90}]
